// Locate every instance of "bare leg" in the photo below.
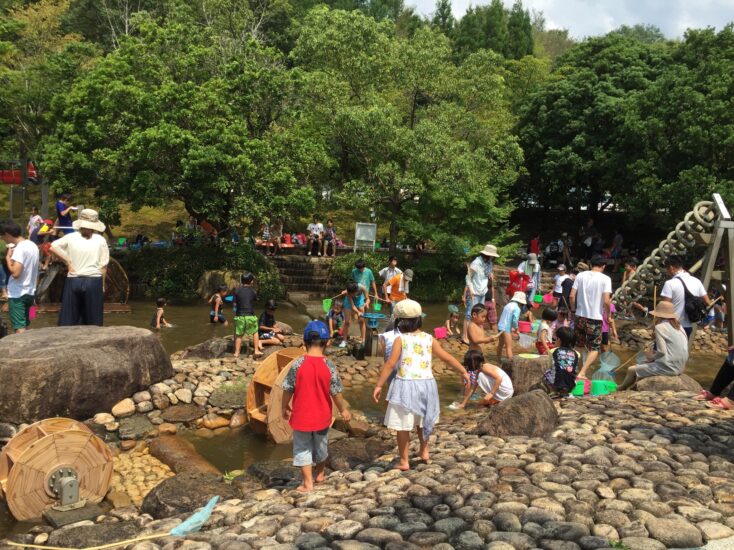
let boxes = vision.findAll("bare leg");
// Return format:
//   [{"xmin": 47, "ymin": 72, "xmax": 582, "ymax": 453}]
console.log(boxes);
[
  {"xmin": 504, "ymin": 332, "xmax": 514, "ymax": 362},
  {"xmin": 458, "ymin": 383, "xmax": 477, "ymax": 408},
  {"xmin": 395, "ymin": 431, "xmax": 411, "ymax": 470},
  {"xmin": 618, "ymin": 365, "xmax": 638, "ymax": 391},
  {"xmin": 253, "ymin": 333, "xmax": 262, "ymax": 356},
  {"xmin": 496, "ymin": 332, "xmax": 505, "ymax": 364},
  {"xmin": 577, "ymin": 349, "xmax": 598, "ymax": 379},
  {"xmin": 314, "ymin": 461, "xmax": 326, "ymax": 483},
  {"xmin": 298, "ymin": 465, "xmax": 314, "ymax": 492},
  {"xmin": 233, "ymin": 336, "xmax": 242, "ymax": 357},
  {"xmin": 343, "ymin": 309, "xmax": 351, "ymax": 340},
  {"xmin": 416, "ymin": 426, "xmax": 429, "ymax": 462},
  {"xmin": 359, "ymin": 317, "xmax": 366, "ymax": 342},
  {"xmin": 260, "ymin": 337, "xmax": 282, "ymax": 347}
]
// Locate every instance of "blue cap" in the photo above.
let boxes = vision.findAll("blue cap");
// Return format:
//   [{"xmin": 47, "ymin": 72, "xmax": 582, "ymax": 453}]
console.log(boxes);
[{"xmin": 304, "ymin": 320, "xmax": 330, "ymax": 340}]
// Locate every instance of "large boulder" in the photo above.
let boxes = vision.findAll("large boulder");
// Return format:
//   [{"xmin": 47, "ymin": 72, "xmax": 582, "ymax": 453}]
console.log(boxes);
[
  {"xmin": 475, "ymin": 390, "xmax": 559, "ymax": 438},
  {"xmin": 180, "ymin": 337, "xmax": 232, "ymax": 359},
  {"xmin": 0, "ymin": 326, "xmax": 171, "ymax": 424},
  {"xmin": 197, "ymin": 270, "xmax": 240, "ymax": 299},
  {"xmin": 635, "ymin": 374, "xmax": 702, "ymax": 392},
  {"xmin": 141, "ymin": 472, "xmax": 240, "ymax": 519},
  {"xmin": 328, "ymin": 437, "xmax": 393, "ymax": 471},
  {"xmin": 505, "ymin": 354, "xmax": 548, "ymax": 395}
]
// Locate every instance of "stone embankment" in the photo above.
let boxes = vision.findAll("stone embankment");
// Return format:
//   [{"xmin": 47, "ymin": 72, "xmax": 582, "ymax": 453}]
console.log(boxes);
[
  {"xmin": 618, "ymin": 323, "xmax": 728, "ymax": 355},
  {"xmin": 4, "ymin": 383, "xmax": 734, "ymax": 549}
]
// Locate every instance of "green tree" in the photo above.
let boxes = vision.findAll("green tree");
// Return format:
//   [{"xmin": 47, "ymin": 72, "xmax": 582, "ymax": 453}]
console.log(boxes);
[
  {"xmin": 292, "ymin": 7, "xmax": 522, "ymax": 253},
  {"xmin": 431, "ymin": 0, "xmax": 454, "ymax": 37},
  {"xmin": 483, "ymin": 0, "xmax": 508, "ymax": 55},
  {"xmin": 611, "ymin": 23, "xmax": 666, "ymax": 44},
  {"xmin": 531, "ymin": 10, "xmax": 574, "ymax": 61},
  {"xmin": 42, "ymin": 15, "xmax": 320, "ymax": 232},
  {"xmin": 516, "ymin": 34, "xmax": 669, "ymax": 215},
  {"xmin": 506, "ymin": 0, "xmax": 532, "ymax": 59}
]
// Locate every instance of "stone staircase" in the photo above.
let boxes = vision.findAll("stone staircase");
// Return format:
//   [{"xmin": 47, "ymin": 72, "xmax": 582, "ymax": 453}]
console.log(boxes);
[{"xmin": 272, "ymin": 256, "xmax": 341, "ymax": 297}]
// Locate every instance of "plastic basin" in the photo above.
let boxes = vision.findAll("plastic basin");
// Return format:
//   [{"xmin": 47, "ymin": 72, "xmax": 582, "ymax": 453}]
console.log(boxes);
[
  {"xmin": 591, "ymin": 380, "xmax": 611, "ymax": 396},
  {"xmin": 518, "ymin": 321, "xmax": 532, "ymax": 333},
  {"xmin": 434, "ymin": 327, "xmax": 447, "ymax": 339},
  {"xmin": 571, "ymin": 380, "xmax": 586, "ymax": 396},
  {"xmin": 518, "ymin": 333, "xmax": 534, "ymax": 349}
]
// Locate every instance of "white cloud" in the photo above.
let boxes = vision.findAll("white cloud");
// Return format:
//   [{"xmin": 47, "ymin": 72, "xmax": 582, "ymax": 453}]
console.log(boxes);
[{"xmin": 409, "ymin": 0, "xmax": 734, "ymax": 39}]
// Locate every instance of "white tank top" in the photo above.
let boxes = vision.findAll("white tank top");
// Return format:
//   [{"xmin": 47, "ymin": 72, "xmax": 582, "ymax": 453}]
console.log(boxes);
[{"xmin": 397, "ymin": 332, "xmax": 434, "ymax": 380}]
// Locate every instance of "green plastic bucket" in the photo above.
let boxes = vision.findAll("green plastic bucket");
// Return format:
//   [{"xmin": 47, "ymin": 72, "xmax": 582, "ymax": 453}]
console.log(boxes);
[
  {"xmin": 571, "ymin": 380, "xmax": 586, "ymax": 396},
  {"xmin": 591, "ymin": 380, "xmax": 610, "ymax": 396},
  {"xmin": 374, "ymin": 302, "xmax": 382, "ymax": 312},
  {"xmin": 322, "ymin": 298, "xmax": 332, "ymax": 313},
  {"xmin": 604, "ymin": 380, "xmax": 617, "ymax": 393},
  {"xmin": 533, "ymin": 294, "xmax": 543, "ymax": 303}
]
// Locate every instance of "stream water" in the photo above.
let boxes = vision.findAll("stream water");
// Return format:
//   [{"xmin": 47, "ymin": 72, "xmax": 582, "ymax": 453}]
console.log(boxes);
[{"xmin": 0, "ymin": 298, "xmax": 722, "ymax": 537}]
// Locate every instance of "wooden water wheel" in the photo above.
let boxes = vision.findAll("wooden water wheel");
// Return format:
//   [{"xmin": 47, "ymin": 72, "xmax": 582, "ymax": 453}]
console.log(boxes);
[
  {"xmin": 0, "ymin": 418, "xmax": 113, "ymax": 521},
  {"xmin": 36, "ymin": 256, "xmax": 129, "ymax": 304}
]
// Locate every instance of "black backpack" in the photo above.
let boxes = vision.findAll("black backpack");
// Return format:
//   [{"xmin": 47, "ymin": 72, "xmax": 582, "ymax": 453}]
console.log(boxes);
[{"xmin": 678, "ymin": 278, "xmax": 707, "ymax": 323}]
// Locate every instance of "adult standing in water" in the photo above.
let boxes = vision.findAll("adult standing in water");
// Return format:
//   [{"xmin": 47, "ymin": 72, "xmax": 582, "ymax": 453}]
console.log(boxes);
[
  {"xmin": 51, "ymin": 209, "xmax": 109, "ymax": 326},
  {"xmin": 463, "ymin": 244, "xmax": 499, "ymax": 343}
]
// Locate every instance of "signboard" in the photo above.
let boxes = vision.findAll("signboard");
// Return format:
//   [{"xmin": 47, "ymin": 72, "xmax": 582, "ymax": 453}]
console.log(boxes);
[{"xmin": 354, "ymin": 222, "xmax": 377, "ymax": 252}]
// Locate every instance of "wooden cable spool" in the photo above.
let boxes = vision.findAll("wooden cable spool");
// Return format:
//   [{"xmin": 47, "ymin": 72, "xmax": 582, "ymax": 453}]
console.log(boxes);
[{"xmin": 0, "ymin": 418, "xmax": 113, "ymax": 521}]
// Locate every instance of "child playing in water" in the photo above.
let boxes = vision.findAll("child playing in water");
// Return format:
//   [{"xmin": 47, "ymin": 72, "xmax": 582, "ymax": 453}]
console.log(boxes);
[
  {"xmin": 451, "ymin": 350, "xmax": 514, "ymax": 409},
  {"xmin": 542, "ymin": 326, "xmax": 580, "ymax": 397},
  {"xmin": 233, "ymin": 272, "xmax": 261, "ymax": 358},
  {"xmin": 496, "ymin": 291, "xmax": 526, "ymax": 365},
  {"xmin": 282, "ymin": 320, "xmax": 351, "ymax": 493},
  {"xmin": 536, "ymin": 308, "xmax": 558, "ymax": 355},
  {"xmin": 326, "ymin": 300, "xmax": 345, "ymax": 341},
  {"xmin": 258, "ymin": 299, "xmax": 286, "ymax": 348},
  {"xmin": 373, "ymin": 300, "xmax": 470, "ymax": 471},
  {"xmin": 445, "ymin": 307, "xmax": 461, "ymax": 338},
  {"xmin": 209, "ymin": 285, "xmax": 229, "ymax": 326},
  {"xmin": 151, "ymin": 297, "xmax": 171, "ymax": 329},
  {"xmin": 601, "ymin": 303, "xmax": 618, "ymax": 352},
  {"xmin": 467, "ymin": 303, "xmax": 497, "ymax": 352},
  {"xmin": 338, "ymin": 281, "xmax": 368, "ymax": 347}
]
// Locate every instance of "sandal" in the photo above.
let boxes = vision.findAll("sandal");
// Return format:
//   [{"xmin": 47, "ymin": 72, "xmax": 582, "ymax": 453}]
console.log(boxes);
[
  {"xmin": 693, "ymin": 390, "xmax": 716, "ymax": 401},
  {"xmin": 706, "ymin": 398, "xmax": 732, "ymax": 410}
]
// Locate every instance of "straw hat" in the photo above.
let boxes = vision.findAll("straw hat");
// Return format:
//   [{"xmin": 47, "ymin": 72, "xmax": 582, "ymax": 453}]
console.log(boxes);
[
  {"xmin": 527, "ymin": 253, "xmax": 539, "ymax": 265},
  {"xmin": 480, "ymin": 244, "xmax": 500, "ymax": 258},
  {"xmin": 72, "ymin": 209, "xmax": 105, "ymax": 232},
  {"xmin": 394, "ymin": 299, "xmax": 422, "ymax": 318},
  {"xmin": 558, "ymin": 264, "xmax": 567, "ymax": 271},
  {"xmin": 576, "ymin": 261, "xmax": 589, "ymax": 272},
  {"xmin": 511, "ymin": 291, "xmax": 527, "ymax": 305},
  {"xmin": 649, "ymin": 301, "xmax": 678, "ymax": 320}
]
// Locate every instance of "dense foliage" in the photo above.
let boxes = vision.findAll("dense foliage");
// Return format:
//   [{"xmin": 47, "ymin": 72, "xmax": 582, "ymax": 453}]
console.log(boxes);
[{"xmin": 120, "ymin": 242, "xmax": 284, "ymax": 300}]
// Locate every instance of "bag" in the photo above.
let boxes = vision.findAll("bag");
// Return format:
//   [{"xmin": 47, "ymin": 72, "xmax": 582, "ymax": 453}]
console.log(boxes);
[
  {"xmin": 505, "ymin": 270, "xmax": 530, "ymax": 297},
  {"xmin": 548, "ymin": 241, "xmax": 560, "ymax": 254},
  {"xmin": 678, "ymin": 277, "xmax": 707, "ymax": 323}
]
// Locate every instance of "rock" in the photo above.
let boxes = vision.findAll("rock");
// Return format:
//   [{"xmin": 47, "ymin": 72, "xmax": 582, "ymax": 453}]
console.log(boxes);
[
  {"xmin": 230, "ymin": 410, "xmax": 246, "ymax": 428},
  {"xmin": 48, "ymin": 521, "xmax": 140, "ymax": 547},
  {"xmin": 644, "ymin": 517, "xmax": 703, "ymax": 548},
  {"xmin": 118, "ymin": 415, "xmax": 155, "ymax": 440},
  {"xmin": 141, "ymin": 472, "xmax": 240, "ymax": 519},
  {"xmin": 152, "ymin": 394, "xmax": 170, "ymax": 410},
  {"xmin": 0, "ymin": 326, "xmax": 172, "ymax": 424},
  {"xmin": 158, "ymin": 423, "xmax": 177, "ymax": 435},
  {"xmin": 619, "ymin": 537, "xmax": 666, "ymax": 550},
  {"xmin": 433, "ymin": 517, "xmax": 469, "ymax": 537},
  {"xmin": 507, "ymin": 354, "xmax": 549, "ymax": 395},
  {"xmin": 136, "ymin": 401, "xmax": 153, "ymax": 413},
  {"xmin": 94, "ymin": 412, "xmax": 115, "ymax": 425},
  {"xmin": 149, "ymin": 435, "xmax": 220, "ymax": 475},
  {"xmin": 332, "ymin": 542, "xmax": 380, "ymax": 550},
  {"xmin": 475, "ymin": 390, "xmax": 559, "ymax": 438},
  {"xmin": 160, "ymin": 404, "xmax": 206, "ymax": 423},
  {"xmin": 543, "ymin": 522, "xmax": 590, "ymax": 541},
  {"xmin": 175, "ymin": 388, "xmax": 193, "ymax": 404},
  {"xmin": 635, "ymin": 374, "xmax": 702, "ymax": 392},
  {"xmin": 112, "ymin": 398, "xmax": 136, "ymax": 418},
  {"xmin": 105, "ymin": 490, "xmax": 132, "ymax": 509},
  {"xmin": 133, "ymin": 391, "xmax": 152, "ymax": 403},
  {"xmin": 294, "ymin": 532, "xmax": 329, "ymax": 549},
  {"xmin": 180, "ymin": 337, "xmax": 232, "ymax": 359},
  {"xmin": 577, "ymin": 536, "xmax": 611, "ymax": 550},
  {"xmin": 328, "ymin": 437, "xmax": 393, "ymax": 471},
  {"xmin": 493, "ymin": 513, "xmax": 522, "ymax": 532},
  {"xmin": 408, "ymin": 531, "xmax": 449, "ymax": 546},
  {"xmin": 697, "ymin": 520, "xmax": 734, "ymax": 541},
  {"xmin": 487, "ymin": 532, "xmax": 536, "ymax": 550},
  {"xmin": 202, "ymin": 413, "xmax": 230, "ymax": 430},
  {"xmin": 248, "ymin": 461, "xmax": 301, "ymax": 487},
  {"xmin": 538, "ymin": 541, "xmax": 581, "ymax": 550},
  {"xmin": 452, "ymin": 530, "xmax": 485, "ymax": 550},
  {"xmin": 326, "ymin": 520, "xmax": 364, "ymax": 540},
  {"xmin": 209, "ymin": 386, "xmax": 248, "ymax": 409}
]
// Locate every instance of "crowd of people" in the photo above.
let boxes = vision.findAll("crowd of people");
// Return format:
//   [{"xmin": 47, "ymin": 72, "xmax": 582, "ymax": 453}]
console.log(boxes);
[{"xmin": 1, "ymin": 197, "xmax": 110, "ymax": 334}]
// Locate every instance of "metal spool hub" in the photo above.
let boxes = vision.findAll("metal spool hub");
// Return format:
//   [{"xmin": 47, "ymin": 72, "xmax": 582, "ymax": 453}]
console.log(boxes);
[
  {"xmin": 0, "ymin": 418, "xmax": 113, "ymax": 521},
  {"xmin": 363, "ymin": 313, "xmax": 387, "ymax": 357}
]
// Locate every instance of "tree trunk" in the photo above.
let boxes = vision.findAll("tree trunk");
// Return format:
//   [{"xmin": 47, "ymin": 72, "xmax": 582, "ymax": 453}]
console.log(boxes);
[{"xmin": 388, "ymin": 198, "xmax": 400, "ymax": 256}]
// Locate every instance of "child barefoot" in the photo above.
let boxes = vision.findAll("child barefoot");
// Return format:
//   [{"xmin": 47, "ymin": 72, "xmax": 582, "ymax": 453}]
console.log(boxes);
[
  {"xmin": 326, "ymin": 300, "xmax": 345, "ymax": 343},
  {"xmin": 258, "ymin": 299, "xmax": 286, "ymax": 348},
  {"xmin": 339, "ymin": 281, "xmax": 368, "ymax": 347},
  {"xmin": 496, "ymin": 291, "xmax": 526, "ymax": 365},
  {"xmin": 281, "ymin": 321, "xmax": 351, "ymax": 493},
  {"xmin": 467, "ymin": 304, "xmax": 497, "ymax": 352},
  {"xmin": 445, "ymin": 307, "xmax": 461, "ymax": 338},
  {"xmin": 209, "ymin": 285, "xmax": 229, "ymax": 326},
  {"xmin": 373, "ymin": 300, "xmax": 470, "ymax": 470},
  {"xmin": 542, "ymin": 326, "xmax": 580, "ymax": 397},
  {"xmin": 453, "ymin": 349, "xmax": 514, "ymax": 408},
  {"xmin": 536, "ymin": 307, "xmax": 558, "ymax": 355},
  {"xmin": 150, "ymin": 297, "xmax": 171, "ymax": 329},
  {"xmin": 233, "ymin": 272, "xmax": 261, "ymax": 358}
]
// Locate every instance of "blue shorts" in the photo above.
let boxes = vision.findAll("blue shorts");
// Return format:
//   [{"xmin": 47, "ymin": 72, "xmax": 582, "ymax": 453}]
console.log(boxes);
[
  {"xmin": 465, "ymin": 293, "xmax": 486, "ymax": 320},
  {"xmin": 210, "ymin": 311, "xmax": 226, "ymax": 323},
  {"xmin": 292, "ymin": 428, "xmax": 329, "ymax": 467}
]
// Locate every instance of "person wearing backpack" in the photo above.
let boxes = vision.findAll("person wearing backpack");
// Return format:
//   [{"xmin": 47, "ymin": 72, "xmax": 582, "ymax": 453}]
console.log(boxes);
[{"xmin": 659, "ymin": 255, "xmax": 711, "ymax": 337}]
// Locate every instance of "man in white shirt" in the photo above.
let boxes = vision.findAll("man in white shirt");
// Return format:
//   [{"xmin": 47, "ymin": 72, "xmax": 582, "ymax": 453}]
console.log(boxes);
[
  {"xmin": 570, "ymin": 255, "xmax": 612, "ymax": 379},
  {"xmin": 51, "ymin": 209, "xmax": 109, "ymax": 326},
  {"xmin": 463, "ymin": 244, "xmax": 499, "ymax": 342},
  {"xmin": 379, "ymin": 256, "xmax": 402, "ymax": 297},
  {"xmin": 306, "ymin": 216, "xmax": 324, "ymax": 256},
  {"xmin": 1, "ymin": 220, "xmax": 39, "ymax": 333},
  {"xmin": 660, "ymin": 255, "xmax": 710, "ymax": 337}
]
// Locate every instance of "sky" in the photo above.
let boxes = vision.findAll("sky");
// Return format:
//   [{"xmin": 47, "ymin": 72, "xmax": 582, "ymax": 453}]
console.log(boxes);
[{"xmin": 409, "ymin": 0, "xmax": 734, "ymax": 39}]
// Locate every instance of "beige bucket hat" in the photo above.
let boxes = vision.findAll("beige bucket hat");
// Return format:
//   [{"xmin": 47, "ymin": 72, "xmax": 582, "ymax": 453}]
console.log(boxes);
[{"xmin": 72, "ymin": 209, "xmax": 105, "ymax": 232}]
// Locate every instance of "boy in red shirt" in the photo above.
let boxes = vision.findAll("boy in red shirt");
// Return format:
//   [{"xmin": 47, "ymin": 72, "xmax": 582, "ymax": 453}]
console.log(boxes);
[{"xmin": 282, "ymin": 320, "xmax": 351, "ymax": 493}]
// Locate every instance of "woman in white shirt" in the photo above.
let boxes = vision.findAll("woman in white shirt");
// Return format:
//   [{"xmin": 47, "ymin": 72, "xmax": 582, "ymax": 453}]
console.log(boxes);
[{"xmin": 51, "ymin": 209, "xmax": 109, "ymax": 326}]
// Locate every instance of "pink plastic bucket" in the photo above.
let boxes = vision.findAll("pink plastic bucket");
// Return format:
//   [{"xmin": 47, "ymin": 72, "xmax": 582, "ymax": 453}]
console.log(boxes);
[
  {"xmin": 542, "ymin": 292, "xmax": 553, "ymax": 304},
  {"xmin": 518, "ymin": 321, "xmax": 532, "ymax": 333},
  {"xmin": 29, "ymin": 306, "xmax": 37, "ymax": 320},
  {"xmin": 433, "ymin": 327, "xmax": 447, "ymax": 339}
]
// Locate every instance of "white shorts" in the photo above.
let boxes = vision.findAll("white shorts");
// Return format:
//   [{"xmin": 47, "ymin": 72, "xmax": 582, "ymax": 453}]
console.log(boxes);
[
  {"xmin": 384, "ymin": 402, "xmax": 435, "ymax": 431},
  {"xmin": 477, "ymin": 372, "xmax": 513, "ymax": 402}
]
